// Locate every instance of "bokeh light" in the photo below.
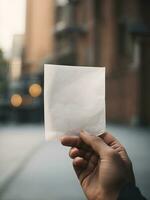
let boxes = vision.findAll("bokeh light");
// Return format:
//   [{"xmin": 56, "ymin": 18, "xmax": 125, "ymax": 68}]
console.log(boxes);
[
  {"xmin": 29, "ymin": 83, "xmax": 42, "ymax": 97},
  {"xmin": 10, "ymin": 94, "xmax": 23, "ymax": 107}
]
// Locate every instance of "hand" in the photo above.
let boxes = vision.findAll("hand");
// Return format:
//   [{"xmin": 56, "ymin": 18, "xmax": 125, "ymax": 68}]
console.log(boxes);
[{"xmin": 60, "ymin": 131, "xmax": 135, "ymax": 200}]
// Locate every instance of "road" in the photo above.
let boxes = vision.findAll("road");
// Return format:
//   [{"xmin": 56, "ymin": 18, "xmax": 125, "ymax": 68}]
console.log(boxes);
[{"xmin": 0, "ymin": 124, "xmax": 150, "ymax": 200}]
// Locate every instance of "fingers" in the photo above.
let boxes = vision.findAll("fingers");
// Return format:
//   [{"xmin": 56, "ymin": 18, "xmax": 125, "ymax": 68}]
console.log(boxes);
[
  {"xmin": 100, "ymin": 132, "xmax": 127, "ymax": 153},
  {"xmin": 73, "ymin": 157, "xmax": 88, "ymax": 168},
  {"xmin": 69, "ymin": 147, "xmax": 91, "ymax": 159},
  {"xmin": 60, "ymin": 131, "xmax": 114, "ymax": 157},
  {"xmin": 80, "ymin": 130, "xmax": 109, "ymax": 156},
  {"xmin": 101, "ymin": 132, "xmax": 130, "ymax": 164},
  {"xmin": 69, "ymin": 147, "xmax": 98, "ymax": 165},
  {"xmin": 100, "ymin": 132, "xmax": 122, "ymax": 147},
  {"xmin": 69, "ymin": 147, "xmax": 81, "ymax": 158},
  {"xmin": 73, "ymin": 157, "xmax": 88, "ymax": 178},
  {"xmin": 73, "ymin": 155, "xmax": 98, "ymax": 185},
  {"xmin": 60, "ymin": 135, "xmax": 90, "ymax": 150},
  {"xmin": 60, "ymin": 135, "xmax": 81, "ymax": 147},
  {"xmin": 60, "ymin": 132, "xmax": 122, "ymax": 149}
]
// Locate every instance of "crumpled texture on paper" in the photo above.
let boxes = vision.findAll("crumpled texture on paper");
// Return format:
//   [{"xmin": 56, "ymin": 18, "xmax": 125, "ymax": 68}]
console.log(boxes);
[{"xmin": 44, "ymin": 64, "xmax": 105, "ymax": 140}]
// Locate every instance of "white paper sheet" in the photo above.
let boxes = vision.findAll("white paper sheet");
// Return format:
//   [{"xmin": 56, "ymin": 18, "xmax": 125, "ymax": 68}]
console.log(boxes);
[{"xmin": 44, "ymin": 64, "xmax": 105, "ymax": 140}]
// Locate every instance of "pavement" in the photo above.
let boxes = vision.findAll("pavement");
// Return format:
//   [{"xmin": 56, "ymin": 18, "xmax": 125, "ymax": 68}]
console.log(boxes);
[
  {"xmin": 0, "ymin": 125, "xmax": 44, "ymax": 194},
  {"xmin": 0, "ymin": 124, "xmax": 150, "ymax": 200}
]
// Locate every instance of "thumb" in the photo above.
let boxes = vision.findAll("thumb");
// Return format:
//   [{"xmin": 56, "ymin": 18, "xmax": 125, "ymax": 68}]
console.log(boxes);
[{"xmin": 80, "ymin": 130, "xmax": 109, "ymax": 156}]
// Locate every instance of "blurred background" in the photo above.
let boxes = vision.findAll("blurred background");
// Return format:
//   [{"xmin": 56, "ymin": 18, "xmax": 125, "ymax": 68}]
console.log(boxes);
[{"xmin": 0, "ymin": 0, "xmax": 150, "ymax": 199}]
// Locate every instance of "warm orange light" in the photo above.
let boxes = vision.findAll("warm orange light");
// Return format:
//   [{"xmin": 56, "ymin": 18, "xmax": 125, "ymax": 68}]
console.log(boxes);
[
  {"xmin": 29, "ymin": 83, "xmax": 42, "ymax": 97},
  {"xmin": 10, "ymin": 94, "xmax": 22, "ymax": 107}
]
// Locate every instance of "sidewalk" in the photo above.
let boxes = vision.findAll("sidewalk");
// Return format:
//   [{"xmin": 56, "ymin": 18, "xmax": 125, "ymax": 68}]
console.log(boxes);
[
  {"xmin": 0, "ymin": 125, "xmax": 86, "ymax": 200},
  {"xmin": 0, "ymin": 125, "xmax": 44, "ymax": 194}
]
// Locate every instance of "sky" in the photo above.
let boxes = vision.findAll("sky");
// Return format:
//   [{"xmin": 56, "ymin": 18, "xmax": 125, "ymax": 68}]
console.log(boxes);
[{"xmin": 0, "ymin": 0, "xmax": 26, "ymax": 58}]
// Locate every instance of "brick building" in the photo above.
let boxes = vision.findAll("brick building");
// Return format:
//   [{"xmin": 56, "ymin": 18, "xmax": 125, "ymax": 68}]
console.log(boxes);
[{"xmin": 53, "ymin": 0, "xmax": 150, "ymax": 125}]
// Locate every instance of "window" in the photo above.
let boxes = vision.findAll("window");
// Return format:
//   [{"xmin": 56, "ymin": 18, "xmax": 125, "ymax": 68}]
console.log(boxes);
[{"xmin": 56, "ymin": 4, "xmax": 72, "ymax": 26}]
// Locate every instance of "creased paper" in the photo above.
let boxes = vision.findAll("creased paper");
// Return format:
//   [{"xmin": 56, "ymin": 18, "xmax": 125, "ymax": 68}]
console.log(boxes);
[{"xmin": 44, "ymin": 64, "xmax": 105, "ymax": 140}]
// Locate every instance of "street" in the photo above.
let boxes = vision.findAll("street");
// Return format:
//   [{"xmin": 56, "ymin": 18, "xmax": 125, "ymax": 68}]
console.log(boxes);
[{"xmin": 0, "ymin": 124, "xmax": 150, "ymax": 200}]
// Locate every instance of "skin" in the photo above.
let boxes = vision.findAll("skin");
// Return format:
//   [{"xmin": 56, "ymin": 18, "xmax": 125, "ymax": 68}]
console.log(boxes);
[{"xmin": 60, "ymin": 130, "xmax": 135, "ymax": 200}]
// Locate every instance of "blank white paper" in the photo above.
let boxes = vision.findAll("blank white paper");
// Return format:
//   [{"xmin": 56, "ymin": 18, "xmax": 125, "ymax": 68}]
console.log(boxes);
[{"xmin": 44, "ymin": 64, "xmax": 105, "ymax": 140}]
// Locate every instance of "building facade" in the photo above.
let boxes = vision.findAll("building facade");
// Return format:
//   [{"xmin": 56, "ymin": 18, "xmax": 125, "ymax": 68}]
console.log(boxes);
[
  {"xmin": 23, "ymin": 0, "xmax": 55, "ymax": 75},
  {"xmin": 23, "ymin": 0, "xmax": 150, "ymax": 125},
  {"xmin": 53, "ymin": 0, "xmax": 150, "ymax": 125}
]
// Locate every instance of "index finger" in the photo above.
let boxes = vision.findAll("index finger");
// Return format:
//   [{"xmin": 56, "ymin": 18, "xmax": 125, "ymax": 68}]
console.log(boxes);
[
  {"xmin": 60, "ymin": 135, "xmax": 81, "ymax": 147},
  {"xmin": 60, "ymin": 135, "xmax": 91, "ymax": 151}
]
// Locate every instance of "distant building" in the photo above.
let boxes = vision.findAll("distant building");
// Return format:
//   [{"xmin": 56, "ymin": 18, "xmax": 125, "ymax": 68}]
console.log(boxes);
[
  {"xmin": 10, "ymin": 34, "xmax": 24, "ymax": 81},
  {"xmin": 23, "ymin": 0, "xmax": 55, "ymax": 75},
  {"xmin": 14, "ymin": 0, "xmax": 56, "ymax": 123}
]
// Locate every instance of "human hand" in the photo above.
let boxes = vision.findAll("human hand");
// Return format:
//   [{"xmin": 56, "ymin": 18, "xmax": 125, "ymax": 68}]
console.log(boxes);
[{"xmin": 60, "ymin": 131, "xmax": 135, "ymax": 200}]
